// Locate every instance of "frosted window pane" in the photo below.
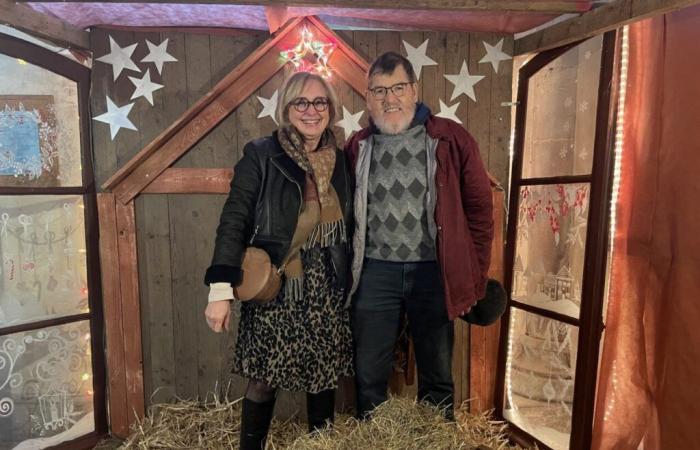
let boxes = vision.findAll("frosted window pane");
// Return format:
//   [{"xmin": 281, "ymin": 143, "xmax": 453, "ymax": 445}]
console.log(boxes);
[
  {"xmin": 512, "ymin": 184, "xmax": 590, "ymax": 319},
  {"xmin": 522, "ymin": 35, "xmax": 602, "ymax": 179},
  {"xmin": 0, "ymin": 195, "xmax": 89, "ymax": 328},
  {"xmin": 0, "ymin": 321, "xmax": 95, "ymax": 449},
  {"xmin": 504, "ymin": 308, "xmax": 577, "ymax": 450},
  {"xmin": 0, "ymin": 53, "xmax": 82, "ymax": 187}
]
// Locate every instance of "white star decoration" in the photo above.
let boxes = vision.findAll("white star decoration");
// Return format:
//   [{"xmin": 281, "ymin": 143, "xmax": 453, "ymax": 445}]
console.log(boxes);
[
  {"xmin": 141, "ymin": 39, "xmax": 178, "ymax": 75},
  {"xmin": 92, "ymin": 96, "xmax": 137, "ymax": 140},
  {"xmin": 96, "ymin": 36, "xmax": 140, "ymax": 81},
  {"xmin": 479, "ymin": 38, "xmax": 512, "ymax": 73},
  {"xmin": 128, "ymin": 69, "xmax": 164, "ymax": 106},
  {"xmin": 257, "ymin": 90, "xmax": 279, "ymax": 125},
  {"xmin": 444, "ymin": 61, "xmax": 485, "ymax": 102},
  {"xmin": 402, "ymin": 39, "xmax": 437, "ymax": 80},
  {"xmin": 435, "ymin": 99, "xmax": 462, "ymax": 124},
  {"xmin": 335, "ymin": 107, "xmax": 364, "ymax": 139}
]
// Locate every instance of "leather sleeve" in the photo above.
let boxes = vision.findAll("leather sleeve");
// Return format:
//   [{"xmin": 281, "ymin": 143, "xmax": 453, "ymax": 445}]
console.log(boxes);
[{"xmin": 204, "ymin": 141, "xmax": 264, "ymax": 286}]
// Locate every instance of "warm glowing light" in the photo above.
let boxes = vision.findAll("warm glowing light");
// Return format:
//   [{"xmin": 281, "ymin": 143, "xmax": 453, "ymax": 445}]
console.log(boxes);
[
  {"xmin": 505, "ymin": 310, "xmax": 517, "ymax": 411},
  {"xmin": 609, "ymin": 26, "xmax": 629, "ymax": 249},
  {"xmin": 82, "ymin": 373, "xmax": 90, "ymax": 381},
  {"xmin": 280, "ymin": 26, "xmax": 335, "ymax": 79},
  {"xmin": 16, "ymin": 58, "xmax": 27, "ymax": 65}
]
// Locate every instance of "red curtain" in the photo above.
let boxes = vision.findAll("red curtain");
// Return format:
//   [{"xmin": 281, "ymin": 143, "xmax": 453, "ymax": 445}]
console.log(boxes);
[{"xmin": 592, "ymin": 7, "xmax": 700, "ymax": 449}]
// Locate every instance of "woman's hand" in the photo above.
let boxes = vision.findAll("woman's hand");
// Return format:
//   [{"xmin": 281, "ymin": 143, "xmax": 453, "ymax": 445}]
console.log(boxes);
[{"xmin": 205, "ymin": 300, "xmax": 232, "ymax": 332}]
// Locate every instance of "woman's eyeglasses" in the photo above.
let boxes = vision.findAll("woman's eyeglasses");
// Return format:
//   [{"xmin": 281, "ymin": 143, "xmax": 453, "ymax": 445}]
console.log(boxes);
[
  {"xmin": 290, "ymin": 97, "xmax": 330, "ymax": 113},
  {"xmin": 367, "ymin": 82, "xmax": 411, "ymax": 100}
]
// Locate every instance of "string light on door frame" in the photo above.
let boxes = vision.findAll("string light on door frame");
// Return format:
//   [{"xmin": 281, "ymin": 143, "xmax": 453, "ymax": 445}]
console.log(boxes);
[{"xmin": 280, "ymin": 26, "xmax": 336, "ymax": 79}]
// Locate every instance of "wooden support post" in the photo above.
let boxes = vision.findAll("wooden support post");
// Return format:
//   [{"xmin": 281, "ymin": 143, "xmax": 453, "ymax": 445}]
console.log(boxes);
[
  {"xmin": 97, "ymin": 193, "xmax": 129, "ymax": 437},
  {"xmin": 115, "ymin": 200, "xmax": 145, "ymax": 423}
]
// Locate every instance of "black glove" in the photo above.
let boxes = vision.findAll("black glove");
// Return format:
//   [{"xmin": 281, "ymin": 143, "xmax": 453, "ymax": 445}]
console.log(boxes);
[{"xmin": 460, "ymin": 279, "xmax": 507, "ymax": 326}]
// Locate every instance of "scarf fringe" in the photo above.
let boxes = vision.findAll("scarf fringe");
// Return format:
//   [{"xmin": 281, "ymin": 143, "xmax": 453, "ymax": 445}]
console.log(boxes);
[
  {"xmin": 285, "ymin": 276, "xmax": 304, "ymax": 302},
  {"xmin": 302, "ymin": 218, "xmax": 346, "ymax": 251}
]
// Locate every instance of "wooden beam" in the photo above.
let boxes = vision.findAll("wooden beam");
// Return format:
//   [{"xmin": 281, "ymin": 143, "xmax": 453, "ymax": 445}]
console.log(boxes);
[
  {"xmin": 115, "ymin": 200, "xmax": 145, "ymax": 423},
  {"xmin": 0, "ymin": 0, "xmax": 90, "ymax": 50},
  {"xmin": 264, "ymin": 5, "xmax": 288, "ymax": 33},
  {"xmin": 19, "ymin": 0, "xmax": 592, "ymax": 14},
  {"xmin": 515, "ymin": 0, "xmax": 700, "ymax": 55},
  {"xmin": 96, "ymin": 193, "xmax": 129, "ymax": 438},
  {"xmin": 142, "ymin": 168, "xmax": 234, "ymax": 194}
]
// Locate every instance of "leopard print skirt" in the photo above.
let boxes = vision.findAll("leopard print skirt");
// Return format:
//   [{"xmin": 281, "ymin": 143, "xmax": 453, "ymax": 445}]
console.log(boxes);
[{"xmin": 232, "ymin": 247, "xmax": 354, "ymax": 393}]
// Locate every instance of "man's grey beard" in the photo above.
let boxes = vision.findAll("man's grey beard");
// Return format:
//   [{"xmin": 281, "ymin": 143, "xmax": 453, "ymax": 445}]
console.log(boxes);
[{"xmin": 374, "ymin": 104, "xmax": 416, "ymax": 135}]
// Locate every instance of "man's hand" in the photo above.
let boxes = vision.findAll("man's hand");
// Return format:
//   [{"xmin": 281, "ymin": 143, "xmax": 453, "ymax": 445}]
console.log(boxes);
[{"xmin": 205, "ymin": 300, "xmax": 232, "ymax": 333}]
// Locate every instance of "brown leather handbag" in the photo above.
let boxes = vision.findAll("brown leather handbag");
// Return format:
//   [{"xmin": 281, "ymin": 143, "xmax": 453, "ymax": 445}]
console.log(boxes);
[{"xmin": 232, "ymin": 247, "xmax": 282, "ymax": 304}]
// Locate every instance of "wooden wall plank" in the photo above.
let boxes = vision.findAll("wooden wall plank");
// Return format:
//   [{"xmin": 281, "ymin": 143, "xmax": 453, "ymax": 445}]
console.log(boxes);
[
  {"xmin": 115, "ymin": 200, "xmax": 145, "ymax": 422},
  {"xmin": 469, "ymin": 189, "xmax": 505, "ymax": 414},
  {"xmin": 90, "ymin": 29, "xmax": 119, "ymax": 190},
  {"xmin": 96, "ymin": 193, "xmax": 129, "ymax": 437},
  {"xmin": 168, "ymin": 195, "xmax": 201, "ymax": 400},
  {"xmin": 177, "ymin": 33, "xmax": 213, "ymax": 168},
  {"xmin": 136, "ymin": 195, "xmax": 176, "ymax": 405},
  {"xmin": 488, "ymin": 36, "xmax": 514, "ymax": 187}
]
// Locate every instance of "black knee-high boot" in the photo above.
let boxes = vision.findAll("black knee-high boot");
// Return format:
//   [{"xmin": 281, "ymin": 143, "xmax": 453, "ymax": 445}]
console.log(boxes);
[
  {"xmin": 306, "ymin": 389, "xmax": 335, "ymax": 433},
  {"xmin": 239, "ymin": 397, "xmax": 276, "ymax": 450}
]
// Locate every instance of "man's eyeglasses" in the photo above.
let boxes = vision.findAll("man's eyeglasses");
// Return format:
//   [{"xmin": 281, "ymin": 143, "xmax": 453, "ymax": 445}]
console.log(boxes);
[
  {"xmin": 367, "ymin": 82, "xmax": 411, "ymax": 100},
  {"xmin": 290, "ymin": 97, "xmax": 330, "ymax": 113}
]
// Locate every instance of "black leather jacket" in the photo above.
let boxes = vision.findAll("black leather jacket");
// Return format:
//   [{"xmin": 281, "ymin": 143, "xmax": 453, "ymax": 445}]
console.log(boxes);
[{"xmin": 204, "ymin": 132, "xmax": 354, "ymax": 295}]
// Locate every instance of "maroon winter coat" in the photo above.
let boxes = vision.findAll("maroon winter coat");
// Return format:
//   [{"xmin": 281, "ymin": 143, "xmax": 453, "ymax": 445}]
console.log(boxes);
[{"xmin": 345, "ymin": 114, "xmax": 494, "ymax": 320}]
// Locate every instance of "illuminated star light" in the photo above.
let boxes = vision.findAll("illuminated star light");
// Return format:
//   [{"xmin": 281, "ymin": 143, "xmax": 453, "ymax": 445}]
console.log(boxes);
[{"xmin": 280, "ymin": 26, "xmax": 336, "ymax": 78}]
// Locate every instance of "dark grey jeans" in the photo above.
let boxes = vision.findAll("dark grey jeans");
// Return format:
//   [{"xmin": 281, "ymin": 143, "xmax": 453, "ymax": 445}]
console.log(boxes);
[{"xmin": 351, "ymin": 258, "xmax": 454, "ymax": 418}]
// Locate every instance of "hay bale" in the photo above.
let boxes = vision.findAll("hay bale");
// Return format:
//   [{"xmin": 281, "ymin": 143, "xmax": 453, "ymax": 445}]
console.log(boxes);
[{"xmin": 114, "ymin": 395, "xmax": 527, "ymax": 449}]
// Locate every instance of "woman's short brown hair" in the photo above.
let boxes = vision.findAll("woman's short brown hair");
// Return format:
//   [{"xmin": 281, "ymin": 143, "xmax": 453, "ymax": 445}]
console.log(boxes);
[{"xmin": 275, "ymin": 72, "xmax": 340, "ymax": 128}]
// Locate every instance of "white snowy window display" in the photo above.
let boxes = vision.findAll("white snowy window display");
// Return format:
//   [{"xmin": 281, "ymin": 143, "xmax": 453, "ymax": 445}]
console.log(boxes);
[
  {"xmin": 504, "ymin": 308, "xmax": 578, "ymax": 450},
  {"xmin": 0, "ymin": 321, "xmax": 95, "ymax": 449},
  {"xmin": 521, "ymin": 34, "xmax": 602, "ymax": 180},
  {"xmin": 512, "ymin": 183, "xmax": 590, "ymax": 319},
  {"xmin": 0, "ymin": 195, "xmax": 89, "ymax": 327},
  {"xmin": 0, "ymin": 53, "xmax": 82, "ymax": 187}
]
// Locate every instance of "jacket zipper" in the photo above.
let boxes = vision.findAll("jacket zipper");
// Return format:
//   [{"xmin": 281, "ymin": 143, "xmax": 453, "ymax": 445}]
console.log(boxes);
[{"xmin": 249, "ymin": 225, "xmax": 260, "ymax": 244}]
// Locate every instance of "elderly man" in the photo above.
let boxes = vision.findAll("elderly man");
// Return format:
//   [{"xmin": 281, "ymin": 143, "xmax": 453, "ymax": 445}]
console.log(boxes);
[{"xmin": 345, "ymin": 51, "xmax": 494, "ymax": 419}]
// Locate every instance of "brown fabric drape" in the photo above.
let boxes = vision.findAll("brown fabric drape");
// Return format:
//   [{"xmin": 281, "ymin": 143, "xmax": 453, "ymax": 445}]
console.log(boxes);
[{"xmin": 592, "ymin": 8, "xmax": 700, "ymax": 450}]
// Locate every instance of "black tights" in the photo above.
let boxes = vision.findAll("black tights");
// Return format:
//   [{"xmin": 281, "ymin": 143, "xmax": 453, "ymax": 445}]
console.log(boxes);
[{"xmin": 245, "ymin": 378, "xmax": 277, "ymax": 403}]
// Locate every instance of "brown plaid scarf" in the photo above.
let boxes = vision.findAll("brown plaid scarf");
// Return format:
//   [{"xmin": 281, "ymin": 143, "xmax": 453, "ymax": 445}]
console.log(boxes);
[{"xmin": 277, "ymin": 126, "xmax": 346, "ymax": 300}]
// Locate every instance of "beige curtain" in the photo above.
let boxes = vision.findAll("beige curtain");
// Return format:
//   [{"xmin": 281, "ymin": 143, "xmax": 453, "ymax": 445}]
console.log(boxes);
[{"xmin": 592, "ymin": 7, "xmax": 700, "ymax": 449}]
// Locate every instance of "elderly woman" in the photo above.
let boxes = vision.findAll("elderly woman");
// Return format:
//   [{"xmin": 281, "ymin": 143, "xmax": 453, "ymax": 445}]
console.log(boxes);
[{"xmin": 203, "ymin": 72, "xmax": 353, "ymax": 450}]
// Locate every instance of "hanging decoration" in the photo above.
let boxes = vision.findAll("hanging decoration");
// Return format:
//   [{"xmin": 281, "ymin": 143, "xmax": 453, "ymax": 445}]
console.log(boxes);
[
  {"xmin": 444, "ymin": 60, "xmax": 485, "ymax": 102},
  {"xmin": 256, "ymin": 90, "xmax": 279, "ymax": 125},
  {"xmin": 141, "ymin": 39, "xmax": 178, "ymax": 75},
  {"xmin": 95, "ymin": 36, "xmax": 140, "ymax": 81},
  {"xmin": 435, "ymin": 99, "xmax": 462, "ymax": 124},
  {"xmin": 479, "ymin": 38, "xmax": 512, "ymax": 74},
  {"xmin": 402, "ymin": 39, "xmax": 437, "ymax": 80},
  {"xmin": 92, "ymin": 96, "xmax": 137, "ymax": 140},
  {"xmin": 280, "ymin": 26, "xmax": 335, "ymax": 78},
  {"xmin": 128, "ymin": 69, "xmax": 164, "ymax": 106},
  {"xmin": 334, "ymin": 107, "xmax": 363, "ymax": 140}
]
